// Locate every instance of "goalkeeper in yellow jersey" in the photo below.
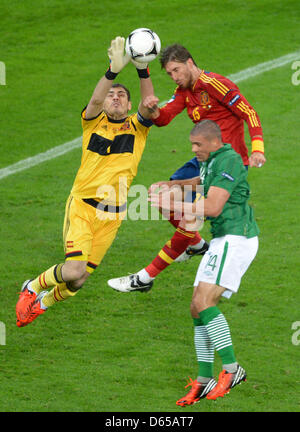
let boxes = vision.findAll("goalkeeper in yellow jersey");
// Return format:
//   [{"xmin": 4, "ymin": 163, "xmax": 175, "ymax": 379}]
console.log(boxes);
[{"xmin": 16, "ymin": 36, "xmax": 155, "ymax": 327}]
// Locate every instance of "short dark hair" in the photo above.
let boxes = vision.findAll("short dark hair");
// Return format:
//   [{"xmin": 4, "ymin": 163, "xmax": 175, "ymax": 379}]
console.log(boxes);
[
  {"xmin": 160, "ymin": 44, "xmax": 197, "ymax": 69},
  {"xmin": 111, "ymin": 83, "xmax": 131, "ymax": 101},
  {"xmin": 190, "ymin": 120, "xmax": 222, "ymax": 141}
]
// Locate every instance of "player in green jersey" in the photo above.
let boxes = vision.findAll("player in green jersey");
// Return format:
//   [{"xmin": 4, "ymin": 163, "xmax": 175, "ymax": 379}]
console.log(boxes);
[{"xmin": 147, "ymin": 120, "xmax": 259, "ymax": 404}]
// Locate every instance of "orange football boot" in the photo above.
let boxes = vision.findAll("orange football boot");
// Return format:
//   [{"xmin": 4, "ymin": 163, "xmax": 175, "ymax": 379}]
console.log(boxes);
[
  {"xmin": 206, "ymin": 365, "xmax": 247, "ymax": 400},
  {"xmin": 21, "ymin": 292, "xmax": 48, "ymax": 327},
  {"xmin": 16, "ymin": 280, "xmax": 36, "ymax": 327},
  {"xmin": 176, "ymin": 377, "xmax": 217, "ymax": 407}
]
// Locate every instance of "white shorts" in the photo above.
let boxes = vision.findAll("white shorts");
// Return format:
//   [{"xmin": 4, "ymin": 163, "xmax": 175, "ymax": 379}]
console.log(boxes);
[{"xmin": 193, "ymin": 235, "xmax": 259, "ymax": 298}]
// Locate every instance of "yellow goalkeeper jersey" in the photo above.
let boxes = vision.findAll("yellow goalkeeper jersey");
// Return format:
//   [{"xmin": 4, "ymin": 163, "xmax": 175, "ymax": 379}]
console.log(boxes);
[{"xmin": 71, "ymin": 108, "xmax": 152, "ymax": 206}]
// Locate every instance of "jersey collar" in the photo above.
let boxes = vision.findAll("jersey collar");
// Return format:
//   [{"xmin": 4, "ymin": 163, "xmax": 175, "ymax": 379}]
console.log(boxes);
[
  {"xmin": 207, "ymin": 143, "xmax": 232, "ymax": 162},
  {"xmin": 192, "ymin": 70, "xmax": 205, "ymax": 91},
  {"xmin": 106, "ymin": 115, "xmax": 128, "ymax": 123}
]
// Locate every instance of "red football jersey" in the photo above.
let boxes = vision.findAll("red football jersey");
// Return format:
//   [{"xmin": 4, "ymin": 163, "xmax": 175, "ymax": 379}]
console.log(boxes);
[{"xmin": 153, "ymin": 70, "xmax": 263, "ymax": 165}]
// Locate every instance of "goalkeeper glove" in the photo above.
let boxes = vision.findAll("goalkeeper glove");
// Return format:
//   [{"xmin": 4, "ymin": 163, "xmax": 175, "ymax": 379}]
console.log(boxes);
[{"xmin": 105, "ymin": 37, "xmax": 130, "ymax": 80}]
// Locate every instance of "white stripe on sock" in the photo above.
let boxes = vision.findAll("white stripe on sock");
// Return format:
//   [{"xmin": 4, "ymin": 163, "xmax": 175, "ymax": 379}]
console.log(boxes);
[
  {"xmin": 206, "ymin": 314, "xmax": 233, "ymax": 352},
  {"xmin": 194, "ymin": 326, "xmax": 215, "ymax": 363}
]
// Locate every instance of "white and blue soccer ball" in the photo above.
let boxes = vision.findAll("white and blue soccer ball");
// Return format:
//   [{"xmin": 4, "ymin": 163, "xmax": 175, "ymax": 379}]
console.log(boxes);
[{"xmin": 125, "ymin": 28, "xmax": 161, "ymax": 63}]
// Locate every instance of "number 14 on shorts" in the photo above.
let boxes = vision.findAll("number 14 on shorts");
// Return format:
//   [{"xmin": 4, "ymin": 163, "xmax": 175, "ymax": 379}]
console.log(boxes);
[
  {"xmin": 201, "ymin": 240, "xmax": 229, "ymax": 282},
  {"xmin": 206, "ymin": 254, "xmax": 218, "ymax": 271}
]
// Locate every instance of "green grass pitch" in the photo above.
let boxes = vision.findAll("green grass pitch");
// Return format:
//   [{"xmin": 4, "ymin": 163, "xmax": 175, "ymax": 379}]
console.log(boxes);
[{"xmin": 0, "ymin": 0, "xmax": 300, "ymax": 413}]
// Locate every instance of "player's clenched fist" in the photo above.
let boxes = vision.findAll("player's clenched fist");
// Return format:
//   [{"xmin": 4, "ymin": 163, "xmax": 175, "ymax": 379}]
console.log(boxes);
[{"xmin": 142, "ymin": 95, "xmax": 160, "ymax": 117}]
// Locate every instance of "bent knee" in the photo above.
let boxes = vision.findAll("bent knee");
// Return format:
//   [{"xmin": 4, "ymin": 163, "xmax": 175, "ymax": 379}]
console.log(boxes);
[
  {"xmin": 63, "ymin": 260, "xmax": 88, "ymax": 282},
  {"xmin": 67, "ymin": 271, "xmax": 90, "ymax": 291},
  {"xmin": 191, "ymin": 282, "xmax": 223, "ymax": 313},
  {"xmin": 72, "ymin": 266, "xmax": 87, "ymax": 281}
]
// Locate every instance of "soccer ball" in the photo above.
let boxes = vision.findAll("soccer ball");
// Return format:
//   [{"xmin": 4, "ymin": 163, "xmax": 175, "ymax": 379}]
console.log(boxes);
[{"xmin": 125, "ymin": 28, "xmax": 161, "ymax": 64}]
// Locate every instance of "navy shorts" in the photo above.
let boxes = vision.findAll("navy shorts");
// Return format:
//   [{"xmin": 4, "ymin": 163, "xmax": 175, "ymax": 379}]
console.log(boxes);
[{"xmin": 170, "ymin": 157, "xmax": 200, "ymax": 181}]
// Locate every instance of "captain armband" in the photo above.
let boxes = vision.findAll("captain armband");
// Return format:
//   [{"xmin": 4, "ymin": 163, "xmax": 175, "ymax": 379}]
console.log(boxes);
[{"xmin": 251, "ymin": 138, "xmax": 264, "ymax": 154}]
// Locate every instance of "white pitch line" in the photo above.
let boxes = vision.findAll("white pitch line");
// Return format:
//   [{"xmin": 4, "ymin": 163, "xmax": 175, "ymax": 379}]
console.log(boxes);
[
  {"xmin": 228, "ymin": 50, "xmax": 300, "ymax": 83},
  {"xmin": 0, "ymin": 136, "xmax": 82, "ymax": 181},
  {"xmin": 1, "ymin": 49, "xmax": 299, "ymax": 181}
]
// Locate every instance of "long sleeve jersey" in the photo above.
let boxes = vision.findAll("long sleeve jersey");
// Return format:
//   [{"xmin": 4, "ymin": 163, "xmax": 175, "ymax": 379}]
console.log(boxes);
[{"xmin": 153, "ymin": 70, "xmax": 263, "ymax": 165}]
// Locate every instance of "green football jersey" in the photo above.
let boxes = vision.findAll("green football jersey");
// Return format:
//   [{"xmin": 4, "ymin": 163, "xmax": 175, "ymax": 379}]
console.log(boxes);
[{"xmin": 200, "ymin": 144, "xmax": 259, "ymax": 238}]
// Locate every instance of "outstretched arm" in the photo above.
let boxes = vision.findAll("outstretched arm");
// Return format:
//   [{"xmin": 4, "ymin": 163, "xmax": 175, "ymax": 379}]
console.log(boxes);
[
  {"xmin": 129, "ymin": 59, "xmax": 157, "ymax": 120},
  {"xmin": 85, "ymin": 37, "xmax": 130, "ymax": 119},
  {"xmin": 138, "ymin": 76, "xmax": 157, "ymax": 120},
  {"xmin": 85, "ymin": 76, "xmax": 114, "ymax": 119}
]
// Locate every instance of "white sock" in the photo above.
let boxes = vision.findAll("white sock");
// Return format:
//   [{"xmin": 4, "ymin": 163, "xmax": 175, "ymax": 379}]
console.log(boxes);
[
  {"xmin": 223, "ymin": 362, "xmax": 238, "ymax": 373},
  {"xmin": 190, "ymin": 238, "xmax": 206, "ymax": 250},
  {"xmin": 197, "ymin": 376, "xmax": 212, "ymax": 384},
  {"xmin": 137, "ymin": 268, "xmax": 154, "ymax": 283}
]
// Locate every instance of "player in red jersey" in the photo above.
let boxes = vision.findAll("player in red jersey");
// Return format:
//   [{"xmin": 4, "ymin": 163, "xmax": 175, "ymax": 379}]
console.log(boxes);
[
  {"xmin": 107, "ymin": 44, "xmax": 266, "ymax": 293},
  {"xmin": 153, "ymin": 45, "xmax": 265, "ymax": 166}
]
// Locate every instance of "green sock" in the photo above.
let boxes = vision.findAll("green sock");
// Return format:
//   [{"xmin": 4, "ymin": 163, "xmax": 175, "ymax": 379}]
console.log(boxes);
[
  {"xmin": 199, "ymin": 306, "xmax": 237, "ymax": 366},
  {"xmin": 193, "ymin": 317, "xmax": 214, "ymax": 379}
]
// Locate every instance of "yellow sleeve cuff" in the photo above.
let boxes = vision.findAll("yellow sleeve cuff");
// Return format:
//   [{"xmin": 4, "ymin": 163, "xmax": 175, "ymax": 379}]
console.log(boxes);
[{"xmin": 251, "ymin": 139, "xmax": 264, "ymax": 153}]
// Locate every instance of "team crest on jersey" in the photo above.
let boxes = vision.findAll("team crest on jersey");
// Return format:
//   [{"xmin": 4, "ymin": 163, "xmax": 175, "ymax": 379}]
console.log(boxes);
[
  {"xmin": 119, "ymin": 120, "xmax": 131, "ymax": 131},
  {"xmin": 200, "ymin": 91, "xmax": 210, "ymax": 108}
]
